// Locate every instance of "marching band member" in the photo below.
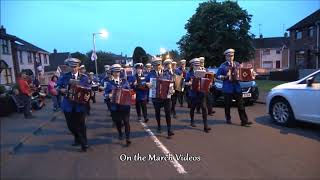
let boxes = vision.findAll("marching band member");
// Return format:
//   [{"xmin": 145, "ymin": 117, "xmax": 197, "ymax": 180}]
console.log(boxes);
[
  {"xmin": 146, "ymin": 58, "xmax": 175, "ymax": 138},
  {"xmin": 185, "ymin": 58, "xmax": 211, "ymax": 133},
  {"xmin": 163, "ymin": 59, "xmax": 177, "ymax": 118},
  {"xmin": 199, "ymin": 57, "xmax": 215, "ymax": 116},
  {"xmin": 144, "ymin": 63, "xmax": 152, "ymax": 74},
  {"xmin": 56, "ymin": 58, "xmax": 91, "ymax": 152},
  {"xmin": 105, "ymin": 64, "xmax": 132, "ymax": 146},
  {"xmin": 131, "ymin": 63, "xmax": 149, "ymax": 122},
  {"xmin": 175, "ymin": 59, "xmax": 187, "ymax": 107},
  {"xmin": 216, "ymin": 49, "xmax": 253, "ymax": 127}
]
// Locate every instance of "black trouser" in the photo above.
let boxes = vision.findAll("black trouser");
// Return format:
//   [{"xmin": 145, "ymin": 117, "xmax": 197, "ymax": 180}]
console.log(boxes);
[
  {"xmin": 21, "ymin": 94, "xmax": 31, "ymax": 117},
  {"xmin": 177, "ymin": 91, "xmax": 184, "ymax": 106},
  {"xmin": 64, "ymin": 111, "xmax": 87, "ymax": 147},
  {"xmin": 224, "ymin": 93, "xmax": 248, "ymax": 123},
  {"xmin": 111, "ymin": 110, "xmax": 130, "ymax": 140},
  {"xmin": 91, "ymin": 91, "xmax": 96, "ymax": 103},
  {"xmin": 190, "ymin": 95, "xmax": 208, "ymax": 128},
  {"xmin": 206, "ymin": 92, "xmax": 213, "ymax": 114},
  {"xmin": 171, "ymin": 92, "xmax": 178, "ymax": 116},
  {"xmin": 152, "ymin": 99, "xmax": 172, "ymax": 132},
  {"xmin": 136, "ymin": 99, "xmax": 148, "ymax": 119},
  {"xmin": 185, "ymin": 86, "xmax": 191, "ymax": 108}
]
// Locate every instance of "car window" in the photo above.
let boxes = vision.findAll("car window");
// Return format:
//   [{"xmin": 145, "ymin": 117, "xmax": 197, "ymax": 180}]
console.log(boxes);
[{"xmin": 313, "ymin": 73, "xmax": 320, "ymax": 83}]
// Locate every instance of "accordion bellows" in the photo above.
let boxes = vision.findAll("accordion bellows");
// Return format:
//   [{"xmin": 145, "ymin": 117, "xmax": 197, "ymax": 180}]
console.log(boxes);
[
  {"xmin": 191, "ymin": 78, "xmax": 211, "ymax": 93},
  {"xmin": 111, "ymin": 88, "xmax": 136, "ymax": 106}
]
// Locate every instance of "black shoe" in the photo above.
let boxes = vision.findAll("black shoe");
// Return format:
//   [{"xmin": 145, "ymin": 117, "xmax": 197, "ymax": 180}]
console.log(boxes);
[
  {"xmin": 126, "ymin": 140, "xmax": 131, "ymax": 147},
  {"xmin": 190, "ymin": 122, "xmax": 196, "ymax": 127},
  {"xmin": 212, "ymin": 110, "xmax": 216, "ymax": 114},
  {"xmin": 157, "ymin": 127, "xmax": 161, "ymax": 134},
  {"xmin": 208, "ymin": 113, "xmax": 214, "ymax": 116},
  {"xmin": 168, "ymin": 131, "xmax": 175, "ymax": 137},
  {"xmin": 204, "ymin": 127, "xmax": 211, "ymax": 133},
  {"xmin": 241, "ymin": 121, "xmax": 253, "ymax": 127},
  {"xmin": 144, "ymin": 118, "xmax": 149, "ymax": 123},
  {"xmin": 137, "ymin": 116, "xmax": 141, "ymax": 121},
  {"xmin": 80, "ymin": 145, "xmax": 89, "ymax": 152},
  {"xmin": 226, "ymin": 120, "xmax": 232, "ymax": 124}
]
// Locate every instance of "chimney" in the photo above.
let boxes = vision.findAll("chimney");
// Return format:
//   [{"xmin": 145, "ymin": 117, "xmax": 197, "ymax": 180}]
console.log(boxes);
[
  {"xmin": 53, "ymin": 49, "xmax": 57, "ymax": 53},
  {"xmin": 284, "ymin": 32, "xmax": 288, "ymax": 37},
  {"xmin": 259, "ymin": 34, "xmax": 263, "ymax": 39},
  {"xmin": 0, "ymin": 25, "xmax": 6, "ymax": 34}
]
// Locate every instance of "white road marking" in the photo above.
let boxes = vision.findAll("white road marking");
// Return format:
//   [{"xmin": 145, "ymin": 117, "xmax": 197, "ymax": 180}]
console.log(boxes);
[{"xmin": 139, "ymin": 120, "xmax": 187, "ymax": 174}]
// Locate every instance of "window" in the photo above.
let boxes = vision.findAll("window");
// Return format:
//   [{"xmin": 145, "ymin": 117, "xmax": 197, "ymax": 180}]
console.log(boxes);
[
  {"xmin": 262, "ymin": 61, "xmax": 273, "ymax": 68},
  {"xmin": 44, "ymin": 54, "xmax": 48, "ymax": 64},
  {"xmin": 1, "ymin": 39, "xmax": 9, "ymax": 54},
  {"xmin": 263, "ymin": 49, "xmax": 270, "ymax": 55},
  {"xmin": 308, "ymin": 27, "xmax": 314, "ymax": 37},
  {"xmin": 27, "ymin": 52, "xmax": 32, "ymax": 64},
  {"xmin": 295, "ymin": 30, "xmax": 302, "ymax": 39},
  {"xmin": 276, "ymin": 50, "xmax": 281, "ymax": 54},
  {"xmin": 18, "ymin": 51, "xmax": 23, "ymax": 64},
  {"xmin": 276, "ymin": 60, "xmax": 281, "ymax": 69}
]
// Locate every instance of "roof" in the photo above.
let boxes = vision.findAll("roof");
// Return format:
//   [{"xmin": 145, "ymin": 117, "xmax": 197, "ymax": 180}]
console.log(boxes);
[
  {"xmin": 253, "ymin": 37, "xmax": 289, "ymax": 49},
  {"xmin": 0, "ymin": 32, "xmax": 48, "ymax": 53},
  {"xmin": 287, "ymin": 9, "xmax": 320, "ymax": 31},
  {"xmin": 45, "ymin": 52, "xmax": 70, "ymax": 72}
]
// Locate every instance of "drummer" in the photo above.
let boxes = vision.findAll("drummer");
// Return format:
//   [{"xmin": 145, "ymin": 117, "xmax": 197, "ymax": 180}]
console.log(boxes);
[
  {"xmin": 185, "ymin": 58, "xmax": 211, "ymax": 133},
  {"xmin": 105, "ymin": 64, "xmax": 132, "ymax": 146}
]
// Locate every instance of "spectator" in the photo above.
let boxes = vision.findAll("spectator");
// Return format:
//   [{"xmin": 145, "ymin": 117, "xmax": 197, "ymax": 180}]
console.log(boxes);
[
  {"xmin": 17, "ymin": 72, "xmax": 34, "ymax": 119},
  {"xmin": 48, "ymin": 75, "xmax": 61, "ymax": 111}
]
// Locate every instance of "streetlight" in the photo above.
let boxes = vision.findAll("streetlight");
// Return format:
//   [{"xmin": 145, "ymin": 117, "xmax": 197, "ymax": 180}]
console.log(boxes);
[{"xmin": 92, "ymin": 28, "xmax": 109, "ymax": 76}]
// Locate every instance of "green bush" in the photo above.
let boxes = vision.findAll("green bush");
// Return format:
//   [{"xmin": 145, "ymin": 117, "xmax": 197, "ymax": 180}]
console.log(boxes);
[{"xmin": 0, "ymin": 85, "xmax": 6, "ymax": 94}]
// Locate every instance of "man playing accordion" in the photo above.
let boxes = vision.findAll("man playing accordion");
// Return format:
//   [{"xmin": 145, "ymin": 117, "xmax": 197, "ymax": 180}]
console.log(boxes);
[{"xmin": 56, "ymin": 58, "xmax": 91, "ymax": 152}]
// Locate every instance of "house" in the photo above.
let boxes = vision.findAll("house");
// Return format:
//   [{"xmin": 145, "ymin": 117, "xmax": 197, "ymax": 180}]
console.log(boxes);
[
  {"xmin": 287, "ymin": 9, "xmax": 320, "ymax": 69},
  {"xmin": 0, "ymin": 26, "xmax": 50, "ymax": 85},
  {"xmin": 45, "ymin": 49, "xmax": 70, "ymax": 73},
  {"xmin": 243, "ymin": 35, "xmax": 290, "ymax": 75}
]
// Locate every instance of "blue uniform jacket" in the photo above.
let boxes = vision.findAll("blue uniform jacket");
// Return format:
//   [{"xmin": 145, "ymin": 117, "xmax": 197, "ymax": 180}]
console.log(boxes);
[
  {"xmin": 130, "ymin": 74, "xmax": 149, "ymax": 101},
  {"xmin": 104, "ymin": 79, "xmax": 131, "ymax": 112},
  {"xmin": 56, "ymin": 72, "xmax": 90, "ymax": 113},
  {"xmin": 185, "ymin": 70, "xmax": 205, "ymax": 100},
  {"xmin": 216, "ymin": 61, "xmax": 241, "ymax": 94}
]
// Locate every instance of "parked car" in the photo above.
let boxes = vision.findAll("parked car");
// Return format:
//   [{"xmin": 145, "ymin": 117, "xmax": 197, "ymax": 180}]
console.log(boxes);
[
  {"xmin": 266, "ymin": 69, "xmax": 320, "ymax": 126},
  {"xmin": 207, "ymin": 68, "xmax": 259, "ymax": 106}
]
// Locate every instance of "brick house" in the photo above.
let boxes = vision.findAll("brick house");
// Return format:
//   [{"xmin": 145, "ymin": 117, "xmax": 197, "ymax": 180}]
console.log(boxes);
[
  {"xmin": 243, "ymin": 36, "xmax": 290, "ymax": 75},
  {"xmin": 287, "ymin": 9, "xmax": 320, "ymax": 69}
]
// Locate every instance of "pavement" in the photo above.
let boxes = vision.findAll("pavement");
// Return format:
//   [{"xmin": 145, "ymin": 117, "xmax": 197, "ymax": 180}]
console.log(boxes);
[{"xmin": 1, "ymin": 93, "xmax": 319, "ymax": 180}]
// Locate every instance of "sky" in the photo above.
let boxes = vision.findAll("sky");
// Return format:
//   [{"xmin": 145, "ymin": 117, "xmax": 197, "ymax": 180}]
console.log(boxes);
[{"xmin": 1, "ymin": 0, "xmax": 319, "ymax": 57}]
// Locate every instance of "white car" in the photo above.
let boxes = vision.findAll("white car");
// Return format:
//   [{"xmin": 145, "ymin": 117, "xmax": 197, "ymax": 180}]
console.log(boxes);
[{"xmin": 266, "ymin": 69, "xmax": 320, "ymax": 126}]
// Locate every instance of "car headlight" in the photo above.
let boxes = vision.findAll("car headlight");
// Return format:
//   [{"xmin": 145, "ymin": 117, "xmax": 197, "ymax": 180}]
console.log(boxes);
[{"xmin": 252, "ymin": 81, "xmax": 256, "ymax": 87}]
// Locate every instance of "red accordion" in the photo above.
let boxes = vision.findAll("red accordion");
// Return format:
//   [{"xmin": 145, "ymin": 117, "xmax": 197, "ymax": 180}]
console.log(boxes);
[
  {"xmin": 205, "ymin": 73, "xmax": 215, "ymax": 82},
  {"xmin": 69, "ymin": 85, "xmax": 92, "ymax": 104},
  {"xmin": 149, "ymin": 78, "xmax": 173, "ymax": 99},
  {"xmin": 191, "ymin": 78, "xmax": 211, "ymax": 93},
  {"xmin": 111, "ymin": 88, "xmax": 136, "ymax": 106}
]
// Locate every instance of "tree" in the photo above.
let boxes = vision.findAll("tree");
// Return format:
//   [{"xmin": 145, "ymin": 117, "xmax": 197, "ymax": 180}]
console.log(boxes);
[
  {"xmin": 160, "ymin": 49, "xmax": 181, "ymax": 62},
  {"xmin": 177, "ymin": 0, "xmax": 255, "ymax": 67},
  {"xmin": 132, "ymin": 47, "xmax": 148, "ymax": 64},
  {"xmin": 85, "ymin": 51, "xmax": 120, "ymax": 74}
]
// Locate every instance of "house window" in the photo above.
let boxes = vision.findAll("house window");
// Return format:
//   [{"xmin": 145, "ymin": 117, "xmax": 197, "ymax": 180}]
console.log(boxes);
[
  {"xmin": 263, "ymin": 49, "xmax": 270, "ymax": 55},
  {"xmin": 17, "ymin": 51, "xmax": 23, "ymax": 64},
  {"xmin": 276, "ymin": 60, "xmax": 281, "ymax": 69},
  {"xmin": 308, "ymin": 27, "xmax": 314, "ymax": 37},
  {"xmin": 1, "ymin": 39, "xmax": 9, "ymax": 54},
  {"xmin": 276, "ymin": 50, "xmax": 281, "ymax": 54},
  {"xmin": 0, "ymin": 60, "xmax": 13, "ymax": 84},
  {"xmin": 295, "ymin": 30, "xmax": 302, "ymax": 39},
  {"xmin": 44, "ymin": 54, "xmax": 48, "ymax": 64},
  {"xmin": 27, "ymin": 52, "xmax": 33, "ymax": 64},
  {"xmin": 262, "ymin": 61, "xmax": 273, "ymax": 68}
]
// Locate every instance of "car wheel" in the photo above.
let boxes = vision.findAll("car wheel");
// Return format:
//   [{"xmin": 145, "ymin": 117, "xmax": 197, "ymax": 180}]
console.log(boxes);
[{"xmin": 270, "ymin": 98, "xmax": 295, "ymax": 127}]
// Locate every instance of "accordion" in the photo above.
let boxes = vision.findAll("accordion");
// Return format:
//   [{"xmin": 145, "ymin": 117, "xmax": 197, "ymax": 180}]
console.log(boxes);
[
  {"xmin": 194, "ymin": 70, "xmax": 207, "ymax": 78},
  {"xmin": 91, "ymin": 84, "xmax": 99, "ymax": 91},
  {"xmin": 68, "ymin": 85, "xmax": 92, "ymax": 104},
  {"xmin": 229, "ymin": 67, "xmax": 254, "ymax": 82},
  {"xmin": 149, "ymin": 78, "xmax": 174, "ymax": 99},
  {"xmin": 191, "ymin": 77, "xmax": 211, "ymax": 93},
  {"xmin": 111, "ymin": 88, "xmax": 136, "ymax": 106},
  {"xmin": 136, "ymin": 75, "xmax": 148, "ymax": 91},
  {"xmin": 174, "ymin": 75, "xmax": 185, "ymax": 92},
  {"xmin": 205, "ymin": 73, "xmax": 215, "ymax": 82}
]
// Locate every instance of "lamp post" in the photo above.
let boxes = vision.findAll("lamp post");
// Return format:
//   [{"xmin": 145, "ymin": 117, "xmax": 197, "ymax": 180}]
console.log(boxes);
[{"xmin": 92, "ymin": 29, "xmax": 109, "ymax": 76}]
